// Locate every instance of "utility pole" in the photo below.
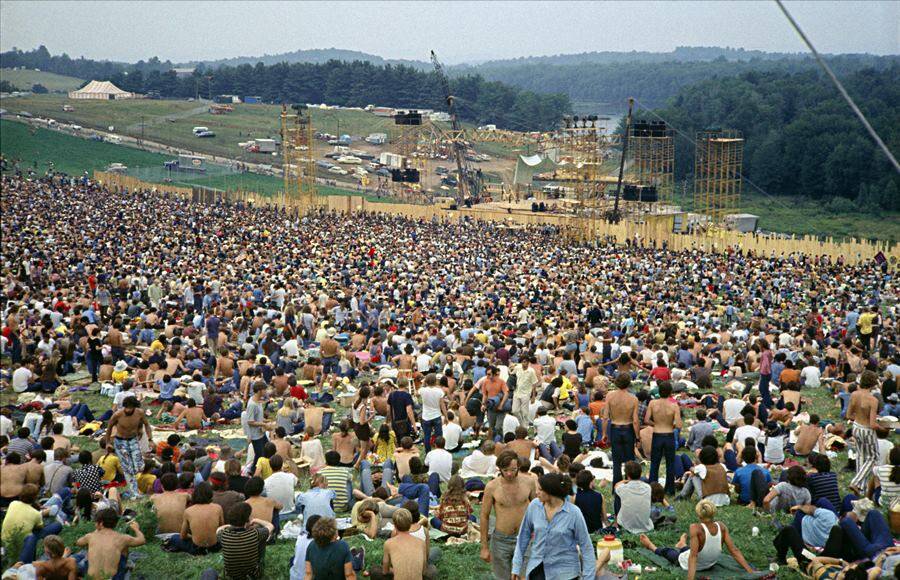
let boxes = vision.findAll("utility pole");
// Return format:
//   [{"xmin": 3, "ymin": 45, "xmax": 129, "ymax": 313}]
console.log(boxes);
[
  {"xmin": 139, "ymin": 115, "xmax": 145, "ymax": 148},
  {"xmin": 611, "ymin": 97, "xmax": 634, "ymax": 223}
]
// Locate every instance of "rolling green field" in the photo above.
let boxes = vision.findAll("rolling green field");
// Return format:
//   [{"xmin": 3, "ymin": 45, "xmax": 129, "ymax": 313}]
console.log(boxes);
[
  {"xmin": 0, "ymin": 68, "xmax": 84, "ymax": 92},
  {"xmin": 0, "ymin": 119, "xmax": 393, "ymax": 202},
  {"xmin": 0, "ymin": 94, "xmax": 399, "ymax": 163}
]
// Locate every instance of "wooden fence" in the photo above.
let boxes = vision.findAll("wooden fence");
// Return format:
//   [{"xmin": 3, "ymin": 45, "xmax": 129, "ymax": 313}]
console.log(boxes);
[{"xmin": 93, "ymin": 171, "xmax": 898, "ymax": 266}]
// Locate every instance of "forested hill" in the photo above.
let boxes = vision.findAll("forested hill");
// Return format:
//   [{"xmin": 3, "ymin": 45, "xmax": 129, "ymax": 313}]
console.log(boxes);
[
  {"xmin": 0, "ymin": 47, "xmax": 570, "ymax": 131},
  {"xmin": 647, "ymin": 65, "xmax": 900, "ymax": 211},
  {"xmin": 471, "ymin": 54, "xmax": 898, "ymax": 109}
]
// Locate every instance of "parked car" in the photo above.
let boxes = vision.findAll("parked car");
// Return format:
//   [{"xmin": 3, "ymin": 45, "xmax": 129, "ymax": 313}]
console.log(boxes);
[
  {"xmin": 196, "ymin": 131, "xmax": 216, "ymax": 138},
  {"xmin": 328, "ymin": 166, "xmax": 348, "ymax": 175}
]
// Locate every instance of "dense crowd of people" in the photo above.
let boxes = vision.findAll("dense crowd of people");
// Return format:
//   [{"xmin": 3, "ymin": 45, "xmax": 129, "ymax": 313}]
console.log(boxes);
[{"xmin": 0, "ymin": 172, "xmax": 898, "ymax": 580}]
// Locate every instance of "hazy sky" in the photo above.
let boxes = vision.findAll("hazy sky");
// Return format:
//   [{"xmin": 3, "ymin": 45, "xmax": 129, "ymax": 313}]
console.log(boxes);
[{"xmin": 1, "ymin": 1, "xmax": 897, "ymax": 64}]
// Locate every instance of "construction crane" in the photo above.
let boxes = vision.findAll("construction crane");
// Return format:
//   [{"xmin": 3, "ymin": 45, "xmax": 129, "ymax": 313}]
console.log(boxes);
[{"xmin": 430, "ymin": 50, "xmax": 481, "ymax": 205}]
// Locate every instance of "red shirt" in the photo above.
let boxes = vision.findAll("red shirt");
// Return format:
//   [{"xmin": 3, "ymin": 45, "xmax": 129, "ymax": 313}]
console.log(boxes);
[
  {"xmin": 650, "ymin": 367, "xmax": 671, "ymax": 381},
  {"xmin": 290, "ymin": 385, "xmax": 308, "ymax": 400}
]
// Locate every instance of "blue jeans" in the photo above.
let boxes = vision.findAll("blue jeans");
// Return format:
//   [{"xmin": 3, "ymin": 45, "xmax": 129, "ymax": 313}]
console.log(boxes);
[
  {"xmin": 672, "ymin": 454, "xmax": 694, "ymax": 480},
  {"xmin": 758, "ymin": 374, "xmax": 773, "ymax": 408},
  {"xmin": 43, "ymin": 488, "xmax": 73, "ymax": 522},
  {"xmin": 86, "ymin": 352, "xmax": 102, "ymax": 382},
  {"xmin": 427, "ymin": 472, "xmax": 442, "ymax": 499},
  {"xmin": 649, "ymin": 433, "xmax": 676, "ymax": 494},
  {"xmin": 20, "ymin": 521, "xmax": 63, "ymax": 563},
  {"xmin": 838, "ymin": 510, "xmax": 892, "ymax": 559},
  {"xmin": 538, "ymin": 442, "xmax": 562, "ymax": 462},
  {"xmin": 322, "ymin": 356, "xmax": 339, "ymax": 375},
  {"xmin": 609, "ymin": 425, "xmax": 636, "ymax": 513},
  {"xmin": 398, "ymin": 480, "xmax": 431, "ymax": 518},
  {"xmin": 64, "ymin": 403, "xmax": 94, "ymax": 422},
  {"xmin": 250, "ymin": 435, "xmax": 268, "ymax": 472},
  {"xmin": 421, "ymin": 418, "xmax": 442, "ymax": 453}
]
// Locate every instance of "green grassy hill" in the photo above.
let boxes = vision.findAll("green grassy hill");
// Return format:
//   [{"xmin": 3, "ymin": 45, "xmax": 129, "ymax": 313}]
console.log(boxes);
[
  {"xmin": 0, "ymin": 119, "xmax": 393, "ymax": 202},
  {"xmin": 0, "ymin": 68, "xmax": 84, "ymax": 92}
]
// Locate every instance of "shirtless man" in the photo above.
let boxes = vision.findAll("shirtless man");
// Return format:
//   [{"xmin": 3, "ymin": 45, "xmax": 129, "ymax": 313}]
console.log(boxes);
[
  {"xmin": 51, "ymin": 423, "xmax": 73, "ymax": 452},
  {"xmin": 331, "ymin": 420, "xmax": 358, "ymax": 465},
  {"xmin": 33, "ymin": 534, "xmax": 77, "ymax": 580},
  {"xmin": 392, "ymin": 437, "xmax": 420, "ymax": 480},
  {"xmin": 645, "ymin": 381, "xmax": 683, "ymax": 494},
  {"xmin": 0, "ymin": 452, "xmax": 29, "ymax": 507},
  {"xmin": 150, "ymin": 473, "xmax": 189, "ymax": 534},
  {"xmin": 164, "ymin": 348, "xmax": 186, "ymax": 377},
  {"xmin": 215, "ymin": 348, "xmax": 235, "ymax": 382},
  {"xmin": 602, "ymin": 373, "xmax": 639, "ymax": 513},
  {"xmin": 102, "ymin": 397, "xmax": 153, "ymax": 498},
  {"xmin": 302, "ymin": 404, "xmax": 333, "ymax": 435},
  {"xmin": 24, "ymin": 449, "xmax": 45, "ymax": 488},
  {"xmin": 174, "ymin": 399, "xmax": 207, "ymax": 430},
  {"xmin": 480, "ymin": 450, "xmax": 536, "ymax": 580},
  {"xmin": 792, "ymin": 414, "xmax": 825, "ymax": 457},
  {"xmin": 74, "ymin": 509, "xmax": 145, "ymax": 579},
  {"xmin": 847, "ymin": 370, "xmax": 879, "ymax": 495},
  {"xmin": 376, "ymin": 508, "xmax": 433, "ymax": 580},
  {"xmin": 507, "ymin": 427, "xmax": 538, "ymax": 461},
  {"xmin": 173, "ymin": 482, "xmax": 224, "ymax": 553}
]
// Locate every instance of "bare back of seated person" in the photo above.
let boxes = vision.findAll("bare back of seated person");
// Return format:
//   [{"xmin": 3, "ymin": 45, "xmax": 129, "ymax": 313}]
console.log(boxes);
[
  {"xmin": 332, "ymin": 432, "xmax": 357, "ymax": 464},
  {"xmin": 178, "ymin": 407, "xmax": 206, "ymax": 430},
  {"xmin": 151, "ymin": 491, "xmax": 189, "ymax": 533},
  {"xmin": 183, "ymin": 503, "xmax": 224, "ymax": 547},
  {"xmin": 508, "ymin": 439, "xmax": 536, "ymax": 459},
  {"xmin": 76, "ymin": 522, "xmax": 145, "ymax": 579},
  {"xmin": 0, "ymin": 462, "xmax": 28, "ymax": 499},
  {"xmin": 383, "ymin": 533, "xmax": 427, "ymax": 580},
  {"xmin": 34, "ymin": 555, "xmax": 77, "ymax": 580}
]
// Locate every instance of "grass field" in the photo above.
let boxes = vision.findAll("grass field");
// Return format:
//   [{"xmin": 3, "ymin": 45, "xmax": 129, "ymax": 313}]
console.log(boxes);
[
  {"xmin": 0, "ymin": 69, "xmax": 84, "ymax": 92},
  {"xmin": 0, "ymin": 119, "xmax": 399, "ymax": 203},
  {"xmin": 1, "ymin": 364, "xmax": 883, "ymax": 579}
]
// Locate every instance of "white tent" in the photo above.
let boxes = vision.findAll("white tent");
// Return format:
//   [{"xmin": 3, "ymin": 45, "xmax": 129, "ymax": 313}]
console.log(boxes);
[{"xmin": 68, "ymin": 80, "xmax": 135, "ymax": 100}]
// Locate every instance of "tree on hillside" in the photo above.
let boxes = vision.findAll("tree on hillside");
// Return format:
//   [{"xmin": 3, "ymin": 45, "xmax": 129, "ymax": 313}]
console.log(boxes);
[
  {"xmin": 31, "ymin": 83, "xmax": 48, "ymax": 94},
  {"xmin": 0, "ymin": 80, "xmax": 19, "ymax": 93}
]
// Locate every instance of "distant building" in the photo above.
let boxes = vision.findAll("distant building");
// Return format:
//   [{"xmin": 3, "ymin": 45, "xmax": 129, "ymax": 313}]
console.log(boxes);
[
  {"xmin": 366, "ymin": 133, "xmax": 387, "ymax": 145},
  {"xmin": 371, "ymin": 107, "xmax": 395, "ymax": 117},
  {"xmin": 171, "ymin": 67, "xmax": 196, "ymax": 78},
  {"xmin": 68, "ymin": 80, "xmax": 135, "ymax": 100},
  {"xmin": 243, "ymin": 96, "xmax": 263, "ymax": 104},
  {"xmin": 429, "ymin": 112, "xmax": 451, "ymax": 122}
]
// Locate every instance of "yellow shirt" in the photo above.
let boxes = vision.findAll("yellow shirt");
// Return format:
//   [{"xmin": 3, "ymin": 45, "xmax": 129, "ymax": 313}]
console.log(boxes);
[
  {"xmin": 1, "ymin": 501, "xmax": 43, "ymax": 542},
  {"xmin": 137, "ymin": 473, "xmax": 157, "ymax": 495},
  {"xmin": 255, "ymin": 457, "xmax": 273, "ymax": 480},
  {"xmin": 111, "ymin": 370, "xmax": 129, "ymax": 383},
  {"xmin": 97, "ymin": 454, "xmax": 122, "ymax": 480},
  {"xmin": 150, "ymin": 339, "xmax": 165, "ymax": 352},
  {"xmin": 858, "ymin": 312, "xmax": 875, "ymax": 335}
]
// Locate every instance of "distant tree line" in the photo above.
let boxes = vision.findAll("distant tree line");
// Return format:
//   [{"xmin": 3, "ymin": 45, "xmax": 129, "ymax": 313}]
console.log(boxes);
[
  {"xmin": 646, "ymin": 65, "xmax": 900, "ymax": 211},
  {"xmin": 1, "ymin": 46, "xmax": 571, "ymax": 131},
  {"xmin": 474, "ymin": 55, "xmax": 898, "ymax": 109}
]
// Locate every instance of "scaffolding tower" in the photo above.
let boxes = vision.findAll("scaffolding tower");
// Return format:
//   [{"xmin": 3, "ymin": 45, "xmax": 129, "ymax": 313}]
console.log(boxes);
[
  {"xmin": 693, "ymin": 129, "xmax": 743, "ymax": 225},
  {"xmin": 281, "ymin": 104, "xmax": 317, "ymax": 212},
  {"xmin": 385, "ymin": 110, "xmax": 428, "ymax": 202},
  {"xmin": 559, "ymin": 115, "xmax": 610, "ymax": 238},
  {"xmin": 629, "ymin": 120, "xmax": 675, "ymax": 206}
]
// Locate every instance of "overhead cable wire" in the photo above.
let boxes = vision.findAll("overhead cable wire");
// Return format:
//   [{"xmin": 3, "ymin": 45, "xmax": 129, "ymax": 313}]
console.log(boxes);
[{"xmin": 775, "ymin": 0, "xmax": 899, "ymax": 174}]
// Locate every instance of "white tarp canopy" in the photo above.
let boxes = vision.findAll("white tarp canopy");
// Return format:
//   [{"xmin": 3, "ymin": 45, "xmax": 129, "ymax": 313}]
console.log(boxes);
[{"xmin": 68, "ymin": 80, "xmax": 134, "ymax": 100}]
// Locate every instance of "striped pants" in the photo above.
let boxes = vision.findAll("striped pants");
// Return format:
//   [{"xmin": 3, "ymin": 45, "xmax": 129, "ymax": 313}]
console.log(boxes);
[
  {"xmin": 114, "ymin": 436, "xmax": 144, "ymax": 498},
  {"xmin": 850, "ymin": 422, "xmax": 878, "ymax": 490}
]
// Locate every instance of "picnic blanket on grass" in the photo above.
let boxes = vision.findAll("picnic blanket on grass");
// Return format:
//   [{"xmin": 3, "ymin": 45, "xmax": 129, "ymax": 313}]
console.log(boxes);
[{"xmin": 636, "ymin": 548, "xmax": 773, "ymax": 579}]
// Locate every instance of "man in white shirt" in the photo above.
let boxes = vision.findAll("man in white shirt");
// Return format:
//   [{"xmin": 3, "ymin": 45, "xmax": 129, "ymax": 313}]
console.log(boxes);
[
  {"xmin": 502, "ymin": 413, "xmax": 520, "ymax": 437},
  {"xmin": 733, "ymin": 412, "xmax": 762, "ymax": 452},
  {"xmin": 459, "ymin": 440, "xmax": 497, "ymax": 478},
  {"xmin": 723, "ymin": 395, "xmax": 747, "ymax": 425},
  {"xmin": 12, "ymin": 362, "xmax": 35, "ymax": 393},
  {"xmin": 532, "ymin": 407, "xmax": 561, "ymax": 461},
  {"xmin": 0, "ymin": 410, "xmax": 13, "ymax": 438},
  {"xmin": 512, "ymin": 360, "xmax": 538, "ymax": 428},
  {"xmin": 424, "ymin": 436, "xmax": 453, "ymax": 483},
  {"xmin": 416, "ymin": 350, "xmax": 433, "ymax": 374},
  {"xmin": 264, "ymin": 455, "xmax": 299, "ymax": 514},
  {"xmin": 419, "ymin": 373, "xmax": 446, "ymax": 453},
  {"xmin": 282, "ymin": 336, "xmax": 301, "ymax": 359},
  {"xmin": 442, "ymin": 413, "xmax": 463, "ymax": 452},
  {"xmin": 800, "ymin": 359, "xmax": 821, "ymax": 388}
]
